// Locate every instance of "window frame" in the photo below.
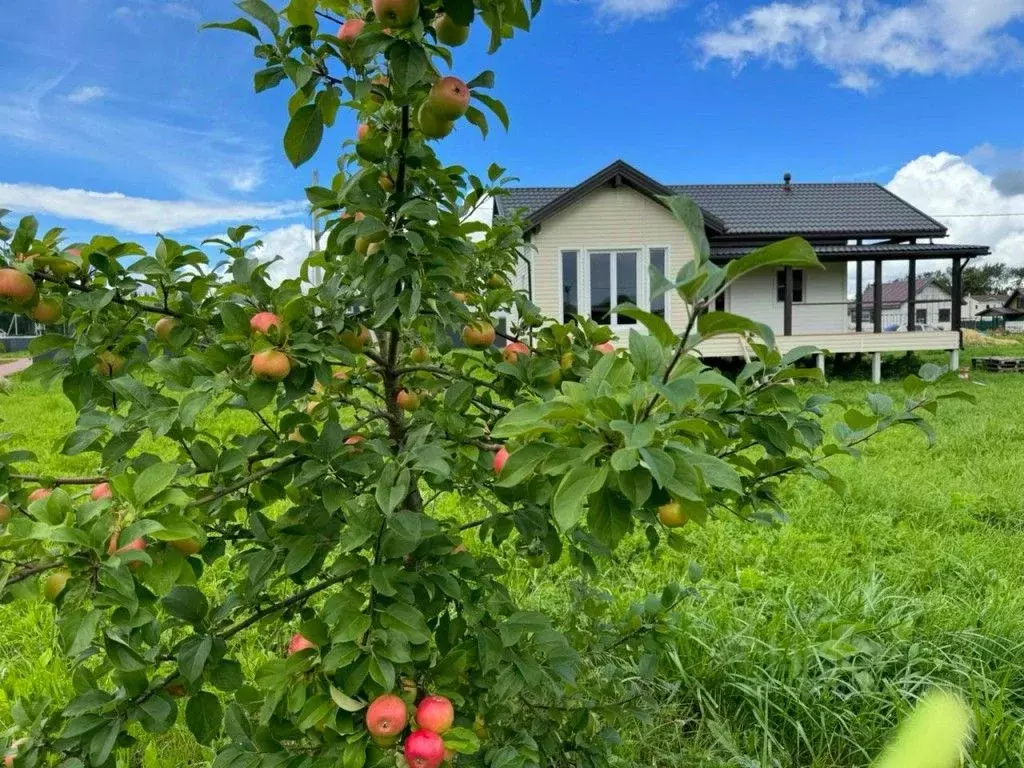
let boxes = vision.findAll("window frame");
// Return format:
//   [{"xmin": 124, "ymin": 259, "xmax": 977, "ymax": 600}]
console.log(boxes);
[
  {"xmin": 558, "ymin": 245, "xmax": 670, "ymax": 329},
  {"xmin": 775, "ymin": 268, "xmax": 806, "ymax": 304},
  {"xmin": 938, "ymin": 307, "xmax": 951, "ymax": 324},
  {"xmin": 915, "ymin": 308, "xmax": 928, "ymax": 325}
]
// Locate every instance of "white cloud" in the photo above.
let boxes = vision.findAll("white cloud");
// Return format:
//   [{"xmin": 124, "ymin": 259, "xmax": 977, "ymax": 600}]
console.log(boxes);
[
  {"xmin": 0, "ymin": 72, "xmax": 271, "ymax": 199},
  {"xmin": 887, "ymin": 152, "xmax": 1024, "ymax": 268},
  {"xmin": 66, "ymin": 86, "xmax": 109, "ymax": 104},
  {"xmin": 250, "ymin": 224, "xmax": 315, "ymax": 284},
  {"xmin": 0, "ymin": 182, "xmax": 306, "ymax": 234},
  {"xmin": 698, "ymin": 0, "xmax": 1024, "ymax": 90},
  {"xmin": 161, "ymin": 2, "xmax": 201, "ymax": 21},
  {"xmin": 585, "ymin": 0, "xmax": 683, "ymax": 21}
]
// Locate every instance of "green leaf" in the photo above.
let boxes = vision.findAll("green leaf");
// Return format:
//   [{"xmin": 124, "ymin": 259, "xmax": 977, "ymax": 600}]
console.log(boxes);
[
  {"xmin": 284, "ymin": 104, "xmax": 324, "ymax": 168},
  {"xmin": 628, "ymin": 331, "xmax": 664, "ymax": 380},
  {"xmin": 104, "ymin": 634, "xmax": 147, "ymax": 671},
  {"xmin": 186, "ymin": 691, "xmax": 223, "ymax": 745},
  {"xmin": 284, "ymin": 0, "xmax": 316, "ymax": 28},
  {"xmin": 587, "ymin": 489, "xmax": 633, "ymax": 548},
  {"xmin": 387, "ymin": 41, "xmax": 429, "ymax": 95},
  {"xmin": 89, "ymin": 718, "xmax": 121, "ymax": 766},
  {"xmin": 473, "ymin": 92, "xmax": 509, "ymax": 131},
  {"xmin": 658, "ymin": 196, "xmax": 709, "ymax": 264},
  {"xmin": 493, "ymin": 401, "xmax": 555, "ymax": 438},
  {"xmin": 210, "ymin": 659, "xmax": 244, "ymax": 692},
  {"xmin": 202, "ymin": 18, "xmax": 261, "ymax": 39},
  {"xmin": 464, "ymin": 105, "xmax": 488, "ymax": 138},
  {"xmin": 177, "ymin": 634, "xmax": 213, "ymax": 683},
  {"xmin": 134, "ymin": 462, "xmax": 178, "ymax": 506},
  {"xmin": 724, "ymin": 237, "xmax": 821, "ymax": 282},
  {"xmin": 162, "ymin": 586, "xmax": 209, "ymax": 626},
  {"xmin": 552, "ymin": 464, "xmax": 607, "ymax": 532},
  {"xmin": 329, "ymin": 686, "xmax": 366, "ymax": 712},
  {"xmin": 379, "ymin": 602, "xmax": 431, "ymax": 644},
  {"xmin": 615, "ymin": 304, "xmax": 676, "ymax": 346},
  {"xmin": 685, "ymin": 453, "xmax": 743, "ymax": 493},
  {"xmin": 466, "ymin": 69, "xmax": 494, "ymax": 89},
  {"xmin": 238, "ymin": 0, "xmax": 280, "ymax": 34},
  {"xmin": 496, "ymin": 443, "xmax": 553, "ymax": 487},
  {"xmin": 444, "ymin": 726, "xmax": 482, "ymax": 754}
]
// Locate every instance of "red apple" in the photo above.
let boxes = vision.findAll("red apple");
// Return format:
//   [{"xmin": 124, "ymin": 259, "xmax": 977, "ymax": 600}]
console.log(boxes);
[
  {"xmin": 427, "ymin": 77, "xmax": 470, "ymax": 120},
  {"xmin": 594, "ymin": 342, "xmax": 615, "ymax": 355},
  {"xmin": 433, "ymin": 13, "xmax": 469, "ymax": 46},
  {"xmin": 43, "ymin": 569, "xmax": 71, "ymax": 602},
  {"xmin": 337, "ymin": 18, "xmax": 365, "ymax": 43},
  {"xmin": 415, "ymin": 695, "xmax": 454, "ymax": 734},
  {"xmin": 250, "ymin": 311, "xmax": 282, "ymax": 336},
  {"xmin": 367, "ymin": 693, "xmax": 409, "ymax": 741},
  {"xmin": 0, "ymin": 268, "xmax": 35, "ymax": 304},
  {"xmin": 108, "ymin": 535, "xmax": 146, "ymax": 557},
  {"xmin": 95, "ymin": 351, "xmax": 125, "ymax": 377},
  {"xmin": 397, "ymin": 390, "xmax": 421, "ymax": 412},
  {"xmin": 287, "ymin": 633, "xmax": 317, "ymax": 655},
  {"xmin": 493, "ymin": 447, "xmax": 509, "ymax": 475},
  {"xmin": 461, "ymin": 322, "xmax": 495, "ymax": 350},
  {"xmin": 372, "ymin": 0, "xmax": 419, "ymax": 28},
  {"xmin": 0, "ymin": 504, "xmax": 10, "ymax": 524},
  {"xmin": 404, "ymin": 729, "xmax": 445, "ymax": 768},
  {"xmin": 251, "ymin": 349, "xmax": 291, "ymax": 381},
  {"xmin": 417, "ymin": 103, "xmax": 454, "ymax": 140},
  {"xmin": 29, "ymin": 297, "xmax": 62, "ymax": 324},
  {"xmin": 657, "ymin": 500, "xmax": 688, "ymax": 528},
  {"xmin": 154, "ymin": 317, "xmax": 179, "ymax": 341},
  {"xmin": 345, "ymin": 435, "xmax": 365, "ymax": 446},
  {"xmin": 91, "ymin": 483, "xmax": 113, "ymax": 501},
  {"xmin": 357, "ymin": 123, "xmax": 374, "ymax": 142},
  {"xmin": 28, "ymin": 488, "xmax": 52, "ymax": 503},
  {"xmin": 502, "ymin": 342, "xmax": 530, "ymax": 364}
]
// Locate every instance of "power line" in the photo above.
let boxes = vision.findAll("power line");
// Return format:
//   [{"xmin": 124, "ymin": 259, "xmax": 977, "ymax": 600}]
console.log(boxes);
[{"xmin": 934, "ymin": 212, "xmax": 1024, "ymax": 218}]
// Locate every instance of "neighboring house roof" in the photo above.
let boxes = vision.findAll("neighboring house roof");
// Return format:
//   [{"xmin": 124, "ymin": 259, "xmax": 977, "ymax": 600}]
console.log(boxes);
[
  {"xmin": 497, "ymin": 159, "xmax": 949, "ymax": 239},
  {"xmin": 967, "ymin": 293, "xmax": 1009, "ymax": 304},
  {"xmin": 859, "ymin": 277, "xmax": 951, "ymax": 309}
]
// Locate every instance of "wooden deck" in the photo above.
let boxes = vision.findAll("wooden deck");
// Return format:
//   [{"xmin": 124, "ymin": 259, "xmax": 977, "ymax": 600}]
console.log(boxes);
[{"xmin": 696, "ymin": 330, "xmax": 959, "ymax": 358}]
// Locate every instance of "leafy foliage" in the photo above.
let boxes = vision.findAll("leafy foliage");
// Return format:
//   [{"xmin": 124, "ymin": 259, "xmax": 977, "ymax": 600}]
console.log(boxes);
[{"xmin": 0, "ymin": 2, "xmax": 969, "ymax": 767}]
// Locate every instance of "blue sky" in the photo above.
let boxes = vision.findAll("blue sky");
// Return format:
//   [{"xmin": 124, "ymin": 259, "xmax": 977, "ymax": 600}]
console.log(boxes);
[{"xmin": 2, "ymin": 0, "xmax": 1024, "ymax": 277}]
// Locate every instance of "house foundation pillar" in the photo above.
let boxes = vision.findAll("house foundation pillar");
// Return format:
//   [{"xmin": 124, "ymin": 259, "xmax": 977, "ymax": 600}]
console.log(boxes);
[
  {"xmin": 871, "ymin": 352, "xmax": 882, "ymax": 384},
  {"xmin": 816, "ymin": 353, "xmax": 826, "ymax": 377},
  {"xmin": 950, "ymin": 348, "xmax": 960, "ymax": 371}
]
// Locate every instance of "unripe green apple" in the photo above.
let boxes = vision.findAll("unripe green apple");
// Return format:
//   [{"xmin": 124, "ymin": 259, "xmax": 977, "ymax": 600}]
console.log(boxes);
[
  {"xmin": 251, "ymin": 349, "xmax": 291, "ymax": 381},
  {"xmin": 657, "ymin": 500, "xmax": 688, "ymax": 528},
  {"xmin": 95, "ymin": 351, "xmax": 125, "ymax": 377},
  {"xmin": 29, "ymin": 297, "xmax": 62, "ymax": 324},
  {"xmin": 43, "ymin": 569, "xmax": 71, "ymax": 601},
  {"xmin": 461, "ymin": 321, "xmax": 495, "ymax": 350},
  {"xmin": 340, "ymin": 326, "xmax": 372, "ymax": 353},
  {"xmin": 170, "ymin": 538, "xmax": 203, "ymax": 555},
  {"xmin": 432, "ymin": 13, "xmax": 469, "ymax": 46},
  {"xmin": 397, "ymin": 390, "xmax": 421, "ymax": 412},
  {"xmin": 372, "ymin": 0, "xmax": 419, "ymax": 28},
  {"xmin": 410, "ymin": 346, "xmax": 429, "ymax": 364},
  {"xmin": 417, "ymin": 103, "xmax": 454, "ymax": 140},
  {"xmin": 0, "ymin": 503, "xmax": 10, "ymax": 524},
  {"xmin": 154, "ymin": 317, "xmax": 179, "ymax": 342}
]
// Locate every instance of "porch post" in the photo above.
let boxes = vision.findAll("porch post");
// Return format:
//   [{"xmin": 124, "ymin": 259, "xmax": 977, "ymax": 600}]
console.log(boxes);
[
  {"xmin": 855, "ymin": 260, "xmax": 863, "ymax": 332},
  {"xmin": 783, "ymin": 265, "xmax": 794, "ymax": 336},
  {"xmin": 951, "ymin": 257, "xmax": 963, "ymax": 332},
  {"xmin": 907, "ymin": 258, "xmax": 917, "ymax": 331},
  {"xmin": 873, "ymin": 260, "xmax": 883, "ymax": 333}
]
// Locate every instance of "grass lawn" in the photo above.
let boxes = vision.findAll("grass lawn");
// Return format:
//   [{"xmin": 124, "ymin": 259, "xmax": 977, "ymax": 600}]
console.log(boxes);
[{"xmin": 4, "ymin": 343, "xmax": 1024, "ymax": 766}]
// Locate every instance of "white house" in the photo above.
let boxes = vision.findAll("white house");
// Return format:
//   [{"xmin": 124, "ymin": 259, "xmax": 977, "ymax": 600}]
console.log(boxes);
[
  {"xmin": 494, "ymin": 161, "xmax": 990, "ymax": 380},
  {"xmin": 964, "ymin": 293, "xmax": 1009, "ymax": 325},
  {"xmin": 857, "ymin": 278, "xmax": 955, "ymax": 331}
]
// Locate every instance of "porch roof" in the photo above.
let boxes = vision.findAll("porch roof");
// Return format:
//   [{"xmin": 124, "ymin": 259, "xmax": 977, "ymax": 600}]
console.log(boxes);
[{"xmin": 710, "ymin": 242, "xmax": 990, "ymax": 263}]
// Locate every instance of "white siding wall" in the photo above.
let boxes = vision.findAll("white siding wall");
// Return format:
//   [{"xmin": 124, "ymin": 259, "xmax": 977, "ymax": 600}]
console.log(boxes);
[
  {"xmin": 527, "ymin": 186, "xmax": 694, "ymax": 332},
  {"xmin": 727, "ymin": 263, "xmax": 849, "ymax": 334}
]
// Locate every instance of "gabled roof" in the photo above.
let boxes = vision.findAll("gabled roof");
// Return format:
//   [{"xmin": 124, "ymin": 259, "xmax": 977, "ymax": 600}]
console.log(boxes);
[
  {"xmin": 860, "ymin": 277, "xmax": 950, "ymax": 309},
  {"xmin": 497, "ymin": 160, "xmax": 725, "ymax": 234},
  {"xmin": 496, "ymin": 160, "xmax": 949, "ymax": 240},
  {"xmin": 711, "ymin": 243, "xmax": 988, "ymax": 263}
]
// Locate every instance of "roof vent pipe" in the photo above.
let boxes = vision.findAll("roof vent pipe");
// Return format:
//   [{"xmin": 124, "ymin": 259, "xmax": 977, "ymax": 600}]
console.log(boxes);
[{"xmin": 783, "ymin": 172, "xmax": 792, "ymax": 190}]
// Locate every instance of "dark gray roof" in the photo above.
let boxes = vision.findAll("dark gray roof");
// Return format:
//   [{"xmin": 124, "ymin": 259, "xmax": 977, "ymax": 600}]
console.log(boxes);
[
  {"xmin": 711, "ymin": 243, "xmax": 991, "ymax": 262},
  {"xmin": 496, "ymin": 160, "xmax": 949, "ymax": 239}
]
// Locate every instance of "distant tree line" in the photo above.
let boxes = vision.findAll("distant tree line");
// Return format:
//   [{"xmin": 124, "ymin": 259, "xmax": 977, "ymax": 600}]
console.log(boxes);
[{"xmin": 921, "ymin": 262, "xmax": 1024, "ymax": 297}]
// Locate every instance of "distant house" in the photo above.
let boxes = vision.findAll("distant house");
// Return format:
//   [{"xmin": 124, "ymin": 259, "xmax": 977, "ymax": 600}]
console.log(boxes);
[
  {"xmin": 856, "ymin": 278, "xmax": 956, "ymax": 330},
  {"xmin": 977, "ymin": 289, "xmax": 1024, "ymax": 332},
  {"xmin": 494, "ymin": 160, "xmax": 990, "ymax": 380},
  {"xmin": 964, "ymin": 293, "xmax": 1010, "ymax": 325}
]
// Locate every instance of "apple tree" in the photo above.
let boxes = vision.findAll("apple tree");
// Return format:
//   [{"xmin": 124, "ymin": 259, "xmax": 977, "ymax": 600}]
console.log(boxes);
[{"xmin": 0, "ymin": 1, "xmax": 967, "ymax": 766}]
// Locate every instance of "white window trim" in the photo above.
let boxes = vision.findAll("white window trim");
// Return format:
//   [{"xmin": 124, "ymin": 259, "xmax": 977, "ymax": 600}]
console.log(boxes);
[{"xmin": 559, "ymin": 245, "xmax": 675, "ymax": 329}]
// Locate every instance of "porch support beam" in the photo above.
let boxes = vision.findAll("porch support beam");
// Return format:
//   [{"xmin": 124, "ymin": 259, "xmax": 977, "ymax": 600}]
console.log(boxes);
[
  {"xmin": 783, "ymin": 266, "xmax": 794, "ymax": 337},
  {"xmin": 871, "ymin": 352, "xmax": 882, "ymax": 384},
  {"xmin": 855, "ymin": 261, "xmax": 863, "ymax": 332},
  {"xmin": 951, "ymin": 257, "xmax": 963, "ymax": 332},
  {"xmin": 873, "ymin": 260, "xmax": 883, "ymax": 333},
  {"xmin": 907, "ymin": 258, "xmax": 917, "ymax": 332}
]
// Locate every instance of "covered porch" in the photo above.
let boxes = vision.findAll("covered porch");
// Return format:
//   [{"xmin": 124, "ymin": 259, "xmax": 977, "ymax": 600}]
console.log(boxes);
[{"xmin": 704, "ymin": 242, "xmax": 991, "ymax": 382}]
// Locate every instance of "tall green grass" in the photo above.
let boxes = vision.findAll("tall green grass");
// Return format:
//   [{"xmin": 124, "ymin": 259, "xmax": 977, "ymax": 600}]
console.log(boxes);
[{"xmin": 5, "ymin": 346, "xmax": 1024, "ymax": 766}]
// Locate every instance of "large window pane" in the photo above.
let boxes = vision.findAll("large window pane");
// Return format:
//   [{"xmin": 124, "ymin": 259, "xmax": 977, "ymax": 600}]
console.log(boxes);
[
  {"xmin": 775, "ymin": 269, "xmax": 805, "ymax": 303},
  {"xmin": 561, "ymin": 251, "xmax": 578, "ymax": 322},
  {"xmin": 650, "ymin": 248, "xmax": 666, "ymax": 319},
  {"xmin": 590, "ymin": 252, "xmax": 611, "ymax": 323},
  {"xmin": 616, "ymin": 251, "xmax": 637, "ymax": 324}
]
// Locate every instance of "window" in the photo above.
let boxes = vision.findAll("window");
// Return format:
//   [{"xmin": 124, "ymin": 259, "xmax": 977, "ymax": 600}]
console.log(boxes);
[
  {"xmin": 939, "ymin": 308, "xmax": 951, "ymax": 323},
  {"xmin": 589, "ymin": 250, "xmax": 638, "ymax": 325},
  {"xmin": 715, "ymin": 292, "xmax": 727, "ymax": 312},
  {"xmin": 650, "ymin": 248, "xmax": 667, "ymax": 319},
  {"xmin": 775, "ymin": 269, "xmax": 805, "ymax": 303},
  {"xmin": 561, "ymin": 251, "xmax": 578, "ymax": 322},
  {"xmin": 915, "ymin": 308, "xmax": 928, "ymax": 324}
]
